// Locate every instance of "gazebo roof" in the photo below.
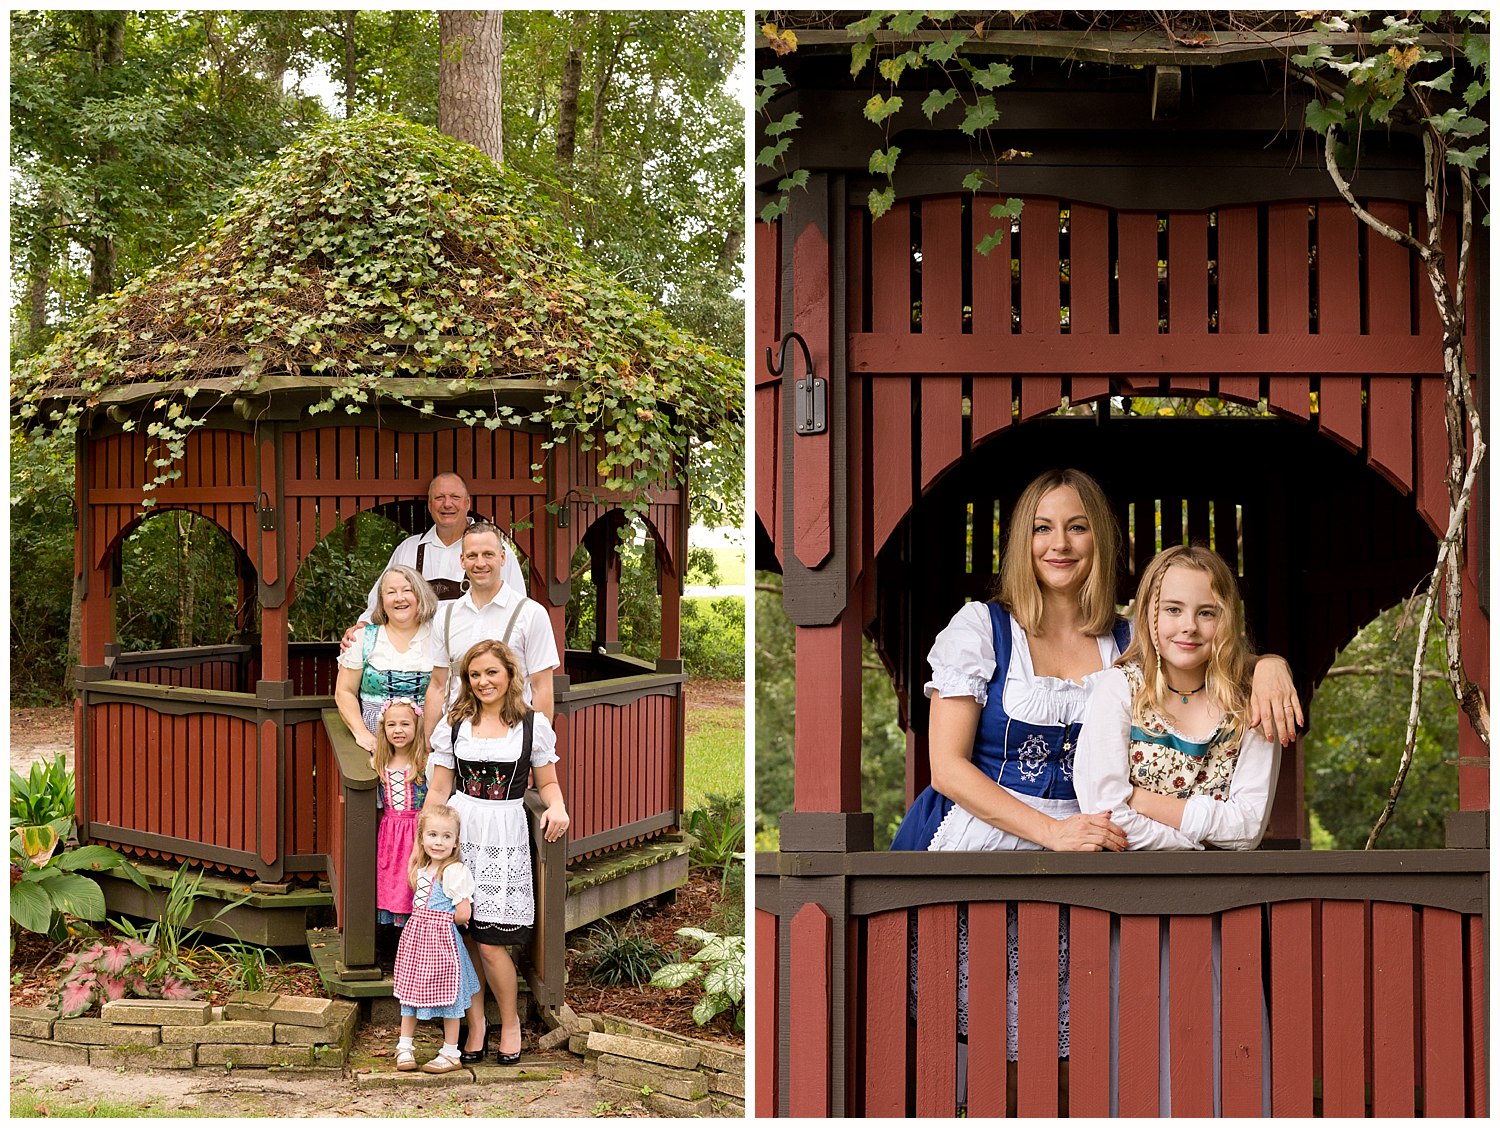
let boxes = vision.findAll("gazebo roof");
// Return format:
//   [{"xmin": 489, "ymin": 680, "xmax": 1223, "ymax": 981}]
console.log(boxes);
[{"xmin": 16, "ymin": 114, "xmax": 740, "ymax": 496}]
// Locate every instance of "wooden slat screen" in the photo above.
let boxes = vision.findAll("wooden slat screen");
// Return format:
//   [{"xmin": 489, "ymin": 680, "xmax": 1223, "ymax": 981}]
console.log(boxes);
[
  {"xmin": 560, "ymin": 689, "xmax": 682, "ymax": 861},
  {"xmin": 839, "ymin": 898, "xmax": 1484, "ymax": 1117}
]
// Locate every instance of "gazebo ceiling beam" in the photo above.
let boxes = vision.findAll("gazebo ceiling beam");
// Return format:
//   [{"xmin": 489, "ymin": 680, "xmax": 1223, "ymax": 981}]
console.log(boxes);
[{"xmin": 767, "ymin": 27, "xmax": 1467, "ymax": 68}]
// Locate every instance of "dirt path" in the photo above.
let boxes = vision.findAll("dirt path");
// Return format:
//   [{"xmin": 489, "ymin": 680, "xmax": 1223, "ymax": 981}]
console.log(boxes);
[
  {"xmin": 10, "ymin": 707, "xmax": 72, "ymax": 774},
  {"xmin": 10, "ymin": 1052, "xmax": 652, "ymax": 1118}
]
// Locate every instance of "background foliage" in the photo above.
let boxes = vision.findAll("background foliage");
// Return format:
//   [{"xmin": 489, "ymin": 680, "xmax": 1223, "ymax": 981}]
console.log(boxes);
[{"xmin": 11, "ymin": 9, "xmax": 745, "ymax": 701}]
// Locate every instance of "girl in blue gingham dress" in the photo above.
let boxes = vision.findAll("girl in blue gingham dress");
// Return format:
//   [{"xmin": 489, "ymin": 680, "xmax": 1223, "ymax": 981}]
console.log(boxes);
[{"xmin": 391, "ymin": 803, "xmax": 481, "ymax": 1074}]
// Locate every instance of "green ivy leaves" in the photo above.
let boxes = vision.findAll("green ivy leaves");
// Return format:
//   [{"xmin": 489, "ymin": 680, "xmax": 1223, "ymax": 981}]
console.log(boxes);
[{"xmin": 16, "ymin": 114, "xmax": 741, "ymax": 520}]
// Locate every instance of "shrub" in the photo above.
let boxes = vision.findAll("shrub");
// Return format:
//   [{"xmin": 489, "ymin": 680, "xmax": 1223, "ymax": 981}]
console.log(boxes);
[
  {"xmin": 685, "ymin": 792, "xmax": 745, "ymax": 871},
  {"xmin": 578, "ymin": 917, "xmax": 668, "ymax": 987},
  {"xmin": 10, "ymin": 822, "xmax": 147, "ymax": 943},
  {"xmin": 680, "ymin": 596, "xmax": 745, "ymax": 679},
  {"xmin": 11, "ymin": 755, "xmax": 75, "ymax": 830},
  {"xmin": 649, "ymin": 927, "xmax": 745, "ymax": 1030},
  {"xmin": 51, "ymin": 937, "xmax": 199, "ymax": 1018},
  {"xmin": 705, "ymin": 859, "xmax": 745, "ymax": 937}
]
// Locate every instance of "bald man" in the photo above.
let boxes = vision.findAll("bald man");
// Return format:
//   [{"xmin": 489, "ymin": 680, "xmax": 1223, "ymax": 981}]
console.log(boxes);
[{"xmin": 343, "ymin": 472, "xmax": 525, "ymax": 647}]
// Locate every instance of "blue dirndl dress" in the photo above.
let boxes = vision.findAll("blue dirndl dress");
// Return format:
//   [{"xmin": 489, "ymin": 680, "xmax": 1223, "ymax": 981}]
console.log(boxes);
[{"xmin": 891, "ymin": 601, "xmax": 1130, "ymax": 1060}]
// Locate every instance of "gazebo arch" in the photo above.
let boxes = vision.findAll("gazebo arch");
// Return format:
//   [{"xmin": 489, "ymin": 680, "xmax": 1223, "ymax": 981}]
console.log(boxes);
[
  {"xmin": 20, "ymin": 116, "xmax": 737, "ymax": 1013},
  {"xmin": 754, "ymin": 24, "xmax": 1486, "ymax": 1118}
]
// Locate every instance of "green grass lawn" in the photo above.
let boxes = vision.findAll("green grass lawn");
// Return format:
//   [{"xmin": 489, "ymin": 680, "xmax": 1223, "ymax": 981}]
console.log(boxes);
[
  {"xmin": 686, "ymin": 545, "xmax": 746, "ymax": 586},
  {"xmin": 11, "ymin": 1091, "xmax": 199, "ymax": 1118},
  {"xmin": 684, "ymin": 682, "xmax": 745, "ymax": 812}
]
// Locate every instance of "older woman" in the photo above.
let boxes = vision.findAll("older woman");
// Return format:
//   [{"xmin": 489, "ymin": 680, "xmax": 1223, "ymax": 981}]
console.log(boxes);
[{"xmin": 336, "ymin": 564, "xmax": 440, "ymax": 750}]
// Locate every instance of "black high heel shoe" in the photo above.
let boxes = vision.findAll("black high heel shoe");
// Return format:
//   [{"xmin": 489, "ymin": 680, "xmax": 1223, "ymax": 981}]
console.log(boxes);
[
  {"xmin": 495, "ymin": 1021, "xmax": 522, "ymax": 1066},
  {"xmin": 457, "ymin": 1019, "xmax": 489, "ymax": 1065}
]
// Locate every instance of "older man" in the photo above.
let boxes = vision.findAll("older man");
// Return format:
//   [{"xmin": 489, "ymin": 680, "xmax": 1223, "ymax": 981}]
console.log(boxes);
[
  {"xmin": 345, "ymin": 472, "xmax": 524, "ymax": 645},
  {"xmin": 423, "ymin": 521, "xmax": 558, "ymax": 731}
]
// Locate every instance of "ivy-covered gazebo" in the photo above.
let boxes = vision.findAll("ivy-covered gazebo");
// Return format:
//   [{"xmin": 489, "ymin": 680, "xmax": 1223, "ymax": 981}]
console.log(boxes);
[{"xmin": 16, "ymin": 115, "xmax": 742, "ymax": 1011}]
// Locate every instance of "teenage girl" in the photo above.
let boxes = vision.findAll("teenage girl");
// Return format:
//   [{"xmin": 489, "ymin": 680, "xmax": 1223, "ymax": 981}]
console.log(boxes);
[
  {"xmin": 1075, "ymin": 544, "xmax": 1280, "ymax": 849},
  {"xmin": 391, "ymin": 803, "xmax": 481, "ymax": 1073}
]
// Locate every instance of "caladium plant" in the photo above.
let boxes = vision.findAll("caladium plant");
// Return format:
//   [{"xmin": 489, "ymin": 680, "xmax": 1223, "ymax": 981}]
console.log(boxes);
[{"xmin": 52, "ymin": 937, "xmax": 198, "ymax": 1018}]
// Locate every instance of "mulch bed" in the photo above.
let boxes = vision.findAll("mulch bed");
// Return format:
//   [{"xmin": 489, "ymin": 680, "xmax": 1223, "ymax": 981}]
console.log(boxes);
[
  {"xmin": 9, "ymin": 925, "xmax": 325, "ymax": 1012},
  {"xmin": 564, "ymin": 867, "xmax": 743, "ymax": 1045}
]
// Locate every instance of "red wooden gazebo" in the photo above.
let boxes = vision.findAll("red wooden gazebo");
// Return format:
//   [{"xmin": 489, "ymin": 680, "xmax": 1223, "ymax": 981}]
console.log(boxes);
[
  {"xmin": 755, "ymin": 23, "xmax": 1487, "ymax": 1117},
  {"xmin": 19, "ymin": 117, "xmax": 734, "ymax": 1014}
]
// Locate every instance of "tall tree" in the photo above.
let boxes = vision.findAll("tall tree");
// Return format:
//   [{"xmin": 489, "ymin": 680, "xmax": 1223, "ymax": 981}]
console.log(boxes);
[{"xmin": 438, "ymin": 10, "xmax": 504, "ymax": 164}]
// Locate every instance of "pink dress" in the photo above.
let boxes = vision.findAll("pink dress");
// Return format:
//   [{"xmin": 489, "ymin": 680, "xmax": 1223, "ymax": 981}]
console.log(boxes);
[{"xmin": 375, "ymin": 764, "xmax": 428, "ymax": 925}]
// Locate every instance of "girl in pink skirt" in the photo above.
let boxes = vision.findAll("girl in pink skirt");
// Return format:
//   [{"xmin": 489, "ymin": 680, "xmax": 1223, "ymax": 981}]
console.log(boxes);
[{"xmin": 372, "ymin": 698, "xmax": 429, "ymax": 927}]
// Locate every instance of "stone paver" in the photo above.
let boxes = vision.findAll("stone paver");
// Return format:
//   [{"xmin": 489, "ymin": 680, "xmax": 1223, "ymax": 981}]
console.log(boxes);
[
  {"xmin": 54, "ymin": 1018, "xmax": 161, "ymax": 1046},
  {"xmin": 595, "ymin": 1053, "xmax": 708, "ymax": 1100},
  {"xmin": 101, "ymin": 1000, "xmax": 211, "ymax": 1026},
  {"xmin": 587, "ymin": 1030, "xmax": 701, "ymax": 1069}
]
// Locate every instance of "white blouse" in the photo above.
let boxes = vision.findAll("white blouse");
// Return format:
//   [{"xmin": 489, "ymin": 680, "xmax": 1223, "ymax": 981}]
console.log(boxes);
[
  {"xmin": 429, "ymin": 712, "xmax": 559, "ymax": 770},
  {"xmin": 1073, "ymin": 667, "xmax": 1279, "ymax": 851},
  {"xmin": 924, "ymin": 601, "xmax": 1123, "ymax": 725},
  {"xmin": 415, "ymin": 862, "xmax": 476, "ymax": 906},
  {"xmin": 336, "ymin": 622, "xmax": 435, "ymax": 673}
]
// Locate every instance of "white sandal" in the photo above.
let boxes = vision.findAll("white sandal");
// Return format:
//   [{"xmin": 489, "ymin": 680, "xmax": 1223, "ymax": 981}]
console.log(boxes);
[
  {"xmin": 395, "ymin": 1047, "xmax": 417, "ymax": 1072},
  {"xmin": 421, "ymin": 1049, "xmax": 464, "ymax": 1074}
]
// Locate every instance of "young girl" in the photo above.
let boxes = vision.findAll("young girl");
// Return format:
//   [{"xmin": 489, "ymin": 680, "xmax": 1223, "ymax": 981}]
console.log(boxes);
[
  {"xmin": 372, "ymin": 698, "xmax": 429, "ymax": 928},
  {"xmin": 1075, "ymin": 545, "xmax": 1280, "ymax": 849},
  {"xmin": 391, "ymin": 804, "xmax": 481, "ymax": 1073},
  {"xmin": 424, "ymin": 640, "xmax": 569, "ymax": 1066}
]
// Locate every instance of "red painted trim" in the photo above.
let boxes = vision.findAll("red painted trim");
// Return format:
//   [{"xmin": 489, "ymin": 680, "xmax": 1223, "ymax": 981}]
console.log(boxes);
[
  {"xmin": 923, "ymin": 197, "xmax": 964, "ymax": 335},
  {"xmin": 915, "ymin": 903, "xmax": 958, "ymax": 1115},
  {"xmin": 1067, "ymin": 906, "xmax": 1110, "ymax": 1117},
  {"xmin": 850, "ymin": 332, "xmax": 1440, "ymax": 374},
  {"xmin": 1371, "ymin": 901, "xmax": 1416, "ymax": 1116},
  {"xmin": 755, "ymin": 909, "xmax": 779, "ymax": 1117},
  {"xmin": 1220, "ymin": 905, "xmax": 1264, "ymax": 1116},
  {"xmin": 871, "ymin": 378, "xmax": 911, "ymax": 555},
  {"xmin": 1167, "ymin": 213, "xmax": 1212, "ymax": 393},
  {"xmin": 966, "ymin": 902, "xmax": 1008, "ymax": 1117},
  {"xmin": 789, "ymin": 903, "xmax": 832, "ymax": 1117},
  {"xmin": 863, "ymin": 910, "xmax": 909, "ymax": 1116},
  {"xmin": 1465, "ymin": 914, "xmax": 1485, "ymax": 1116},
  {"xmin": 972, "ymin": 197, "xmax": 1012, "ymax": 337},
  {"xmin": 792, "ymin": 217, "xmax": 833, "ymax": 570},
  {"xmin": 1021, "ymin": 198, "xmax": 1061, "ymax": 338},
  {"xmin": 1167, "ymin": 914, "xmax": 1214, "ymax": 1116},
  {"xmin": 1270, "ymin": 901, "xmax": 1315, "ymax": 1115},
  {"xmin": 1117, "ymin": 914, "xmax": 1160, "ymax": 1116},
  {"xmin": 793, "ymin": 621, "xmax": 863, "ymax": 812},
  {"xmin": 1421, "ymin": 908, "xmax": 1466, "ymax": 1116},
  {"xmin": 1319, "ymin": 900, "xmax": 1367, "ymax": 1115},
  {"xmin": 1016, "ymin": 902, "xmax": 1060, "ymax": 1116}
]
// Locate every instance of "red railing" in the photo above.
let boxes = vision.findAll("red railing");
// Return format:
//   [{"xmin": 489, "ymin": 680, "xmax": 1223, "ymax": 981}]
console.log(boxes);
[{"xmin": 756, "ymin": 850, "xmax": 1486, "ymax": 1117}]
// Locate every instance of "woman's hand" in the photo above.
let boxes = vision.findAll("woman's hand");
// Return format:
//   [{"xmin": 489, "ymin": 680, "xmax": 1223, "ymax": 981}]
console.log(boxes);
[
  {"xmin": 1046, "ymin": 812, "xmax": 1127, "ymax": 852},
  {"xmin": 539, "ymin": 805, "xmax": 570, "ymax": 843},
  {"xmin": 354, "ymin": 729, "xmax": 375, "ymax": 752},
  {"xmin": 1249, "ymin": 655, "xmax": 1303, "ymax": 746}
]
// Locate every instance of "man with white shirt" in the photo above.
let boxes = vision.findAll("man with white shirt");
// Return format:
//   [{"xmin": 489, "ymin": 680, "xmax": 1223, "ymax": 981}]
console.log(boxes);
[
  {"xmin": 344, "ymin": 472, "xmax": 525, "ymax": 646},
  {"xmin": 423, "ymin": 521, "xmax": 558, "ymax": 734}
]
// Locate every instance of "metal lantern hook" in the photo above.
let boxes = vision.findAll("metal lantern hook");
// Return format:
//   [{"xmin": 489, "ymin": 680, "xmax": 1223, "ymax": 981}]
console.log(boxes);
[{"xmin": 766, "ymin": 331, "xmax": 827, "ymax": 436}]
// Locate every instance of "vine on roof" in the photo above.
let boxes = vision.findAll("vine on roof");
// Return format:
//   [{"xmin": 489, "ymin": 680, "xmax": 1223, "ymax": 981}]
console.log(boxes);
[{"xmin": 14, "ymin": 113, "xmax": 743, "ymax": 519}]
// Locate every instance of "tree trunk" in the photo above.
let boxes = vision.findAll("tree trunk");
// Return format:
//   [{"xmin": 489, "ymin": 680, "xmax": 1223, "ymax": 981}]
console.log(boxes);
[
  {"xmin": 590, "ymin": 14, "xmax": 625, "ymax": 159},
  {"xmin": 86, "ymin": 12, "xmax": 127, "ymax": 299},
  {"xmin": 341, "ymin": 10, "xmax": 357, "ymax": 118},
  {"xmin": 716, "ymin": 220, "xmax": 744, "ymax": 277},
  {"xmin": 25, "ymin": 198, "xmax": 54, "ymax": 352},
  {"xmin": 555, "ymin": 11, "xmax": 588, "ymax": 167},
  {"xmin": 438, "ymin": 10, "xmax": 504, "ymax": 165}
]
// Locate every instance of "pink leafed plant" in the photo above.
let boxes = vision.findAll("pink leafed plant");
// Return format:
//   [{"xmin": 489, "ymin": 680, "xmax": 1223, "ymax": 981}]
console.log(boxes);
[{"xmin": 49, "ymin": 936, "xmax": 200, "ymax": 1018}]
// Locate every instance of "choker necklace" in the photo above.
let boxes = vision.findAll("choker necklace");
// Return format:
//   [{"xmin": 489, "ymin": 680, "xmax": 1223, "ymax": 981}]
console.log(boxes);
[{"xmin": 1166, "ymin": 681, "xmax": 1206, "ymax": 705}]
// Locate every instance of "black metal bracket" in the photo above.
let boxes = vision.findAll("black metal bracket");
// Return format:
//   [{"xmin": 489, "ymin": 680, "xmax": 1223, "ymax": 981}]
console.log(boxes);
[
  {"xmin": 767, "ymin": 331, "xmax": 827, "ymax": 436},
  {"xmin": 257, "ymin": 491, "xmax": 277, "ymax": 531}
]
